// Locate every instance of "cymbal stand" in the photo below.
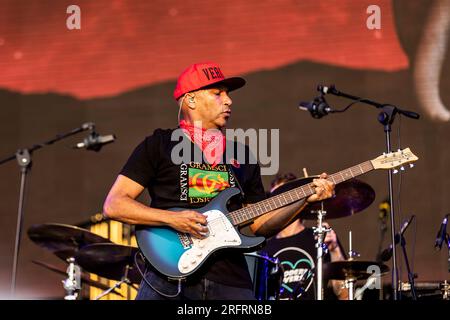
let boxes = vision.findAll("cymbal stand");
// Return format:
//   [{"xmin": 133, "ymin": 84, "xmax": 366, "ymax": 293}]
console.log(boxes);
[
  {"xmin": 63, "ymin": 257, "xmax": 81, "ymax": 300},
  {"xmin": 312, "ymin": 202, "xmax": 331, "ymax": 300},
  {"xmin": 344, "ymin": 230, "xmax": 360, "ymax": 300},
  {"xmin": 344, "ymin": 277, "xmax": 357, "ymax": 301},
  {"xmin": 443, "ymin": 280, "xmax": 449, "ymax": 300},
  {"xmin": 94, "ymin": 265, "xmax": 132, "ymax": 300}
]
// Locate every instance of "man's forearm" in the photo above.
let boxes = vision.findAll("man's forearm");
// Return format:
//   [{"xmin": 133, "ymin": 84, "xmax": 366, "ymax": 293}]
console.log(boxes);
[
  {"xmin": 103, "ymin": 195, "xmax": 170, "ymax": 226},
  {"xmin": 250, "ymin": 199, "xmax": 308, "ymax": 237}
]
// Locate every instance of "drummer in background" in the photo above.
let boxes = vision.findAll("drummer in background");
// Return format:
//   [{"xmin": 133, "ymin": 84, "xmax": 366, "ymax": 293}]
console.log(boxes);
[{"xmin": 261, "ymin": 173, "xmax": 349, "ymax": 300}]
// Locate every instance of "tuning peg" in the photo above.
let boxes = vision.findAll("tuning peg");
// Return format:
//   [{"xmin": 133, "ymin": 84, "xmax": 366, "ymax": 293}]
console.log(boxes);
[
  {"xmin": 409, "ymin": 163, "xmax": 414, "ymax": 168},
  {"xmin": 393, "ymin": 169, "xmax": 399, "ymax": 174}
]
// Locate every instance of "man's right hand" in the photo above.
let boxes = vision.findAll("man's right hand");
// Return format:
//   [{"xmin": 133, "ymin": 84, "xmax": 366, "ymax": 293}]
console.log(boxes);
[{"xmin": 166, "ymin": 210, "xmax": 208, "ymax": 239}]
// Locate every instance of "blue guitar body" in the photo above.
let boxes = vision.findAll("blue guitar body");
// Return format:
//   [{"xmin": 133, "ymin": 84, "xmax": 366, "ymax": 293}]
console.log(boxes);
[{"xmin": 136, "ymin": 187, "xmax": 266, "ymax": 279}]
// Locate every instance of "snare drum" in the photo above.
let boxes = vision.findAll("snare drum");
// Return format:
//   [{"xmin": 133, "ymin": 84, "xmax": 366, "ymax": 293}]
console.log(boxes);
[{"xmin": 245, "ymin": 252, "xmax": 284, "ymax": 300}]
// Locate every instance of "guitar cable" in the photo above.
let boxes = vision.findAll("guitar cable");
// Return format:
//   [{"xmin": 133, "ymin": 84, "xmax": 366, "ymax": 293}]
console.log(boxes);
[{"xmin": 134, "ymin": 251, "xmax": 183, "ymax": 298}]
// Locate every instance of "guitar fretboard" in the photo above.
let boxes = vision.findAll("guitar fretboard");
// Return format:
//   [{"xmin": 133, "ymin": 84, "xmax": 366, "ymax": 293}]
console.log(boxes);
[{"xmin": 226, "ymin": 160, "xmax": 374, "ymax": 226}]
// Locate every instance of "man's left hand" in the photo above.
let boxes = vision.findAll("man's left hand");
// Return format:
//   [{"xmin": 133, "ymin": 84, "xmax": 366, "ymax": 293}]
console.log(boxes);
[{"xmin": 306, "ymin": 172, "xmax": 335, "ymax": 203}]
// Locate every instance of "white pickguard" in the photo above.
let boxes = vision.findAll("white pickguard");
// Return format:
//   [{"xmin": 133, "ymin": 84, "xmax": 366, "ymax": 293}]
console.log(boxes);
[{"xmin": 178, "ymin": 209, "xmax": 241, "ymax": 274}]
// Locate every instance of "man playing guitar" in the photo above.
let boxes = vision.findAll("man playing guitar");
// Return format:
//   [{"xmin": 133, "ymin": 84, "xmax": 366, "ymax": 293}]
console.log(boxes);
[{"xmin": 103, "ymin": 62, "xmax": 335, "ymax": 300}]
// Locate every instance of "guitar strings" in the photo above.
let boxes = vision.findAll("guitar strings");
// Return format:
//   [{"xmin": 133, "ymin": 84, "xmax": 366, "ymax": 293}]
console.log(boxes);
[{"xmin": 199, "ymin": 161, "xmax": 374, "ymax": 227}]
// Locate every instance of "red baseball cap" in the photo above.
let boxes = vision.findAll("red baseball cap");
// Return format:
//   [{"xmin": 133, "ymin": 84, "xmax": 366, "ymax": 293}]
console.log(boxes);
[{"xmin": 173, "ymin": 62, "xmax": 246, "ymax": 100}]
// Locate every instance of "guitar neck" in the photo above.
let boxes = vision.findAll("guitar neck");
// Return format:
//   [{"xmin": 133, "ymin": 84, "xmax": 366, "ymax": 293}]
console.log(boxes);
[{"xmin": 227, "ymin": 160, "xmax": 374, "ymax": 226}]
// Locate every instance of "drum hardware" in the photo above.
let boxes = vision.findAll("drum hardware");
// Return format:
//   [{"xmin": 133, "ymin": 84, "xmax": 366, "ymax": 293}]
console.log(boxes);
[
  {"xmin": 347, "ymin": 230, "xmax": 361, "ymax": 260},
  {"xmin": 345, "ymin": 230, "xmax": 358, "ymax": 301},
  {"xmin": 62, "ymin": 257, "xmax": 81, "ymax": 300},
  {"xmin": 93, "ymin": 265, "xmax": 133, "ymax": 300},
  {"xmin": 244, "ymin": 252, "xmax": 283, "ymax": 300},
  {"xmin": 400, "ymin": 280, "xmax": 450, "ymax": 300},
  {"xmin": 74, "ymin": 243, "xmax": 142, "ymax": 299},
  {"xmin": 322, "ymin": 230, "xmax": 391, "ymax": 300},
  {"xmin": 354, "ymin": 273, "xmax": 379, "ymax": 300},
  {"xmin": 323, "ymin": 259, "xmax": 389, "ymax": 300},
  {"xmin": 27, "ymin": 223, "xmax": 119, "ymax": 299},
  {"xmin": 444, "ymin": 280, "xmax": 450, "ymax": 300},
  {"xmin": 291, "ymin": 270, "xmax": 313, "ymax": 300},
  {"xmin": 311, "ymin": 203, "xmax": 330, "ymax": 301},
  {"xmin": 31, "ymin": 260, "xmax": 124, "ymax": 297}
]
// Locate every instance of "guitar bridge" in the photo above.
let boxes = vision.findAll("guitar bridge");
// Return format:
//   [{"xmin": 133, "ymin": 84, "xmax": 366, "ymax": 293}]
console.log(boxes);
[{"xmin": 178, "ymin": 232, "xmax": 193, "ymax": 249}]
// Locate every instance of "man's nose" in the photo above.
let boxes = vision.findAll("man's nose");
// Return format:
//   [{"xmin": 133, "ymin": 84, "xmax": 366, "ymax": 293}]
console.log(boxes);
[{"xmin": 223, "ymin": 92, "xmax": 232, "ymax": 107}]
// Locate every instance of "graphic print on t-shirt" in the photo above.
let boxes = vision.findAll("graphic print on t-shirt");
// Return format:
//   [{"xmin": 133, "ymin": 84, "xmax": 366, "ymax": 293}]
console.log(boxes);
[
  {"xmin": 273, "ymin": 247, "xmax": 315, "ymax": 300},
  {"xmin": 180, "ymin": 162, "xmax": 232, "ymax": 204}
]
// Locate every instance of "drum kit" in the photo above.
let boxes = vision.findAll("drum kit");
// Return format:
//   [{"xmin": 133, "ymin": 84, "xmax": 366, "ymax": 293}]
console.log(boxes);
[{"xmin": 27, "ymin": 223, "xmax": 143, "ymax": 300}]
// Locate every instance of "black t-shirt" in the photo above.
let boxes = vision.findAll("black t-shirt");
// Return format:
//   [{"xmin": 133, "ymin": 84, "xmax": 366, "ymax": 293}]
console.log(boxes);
[
  {"xmin": 262, "ymin": 228, "xmax": 334, "ymax": 300},
  {"xmin": 120, "ymin": 128, "xmax": 267, "ymax": 288}
]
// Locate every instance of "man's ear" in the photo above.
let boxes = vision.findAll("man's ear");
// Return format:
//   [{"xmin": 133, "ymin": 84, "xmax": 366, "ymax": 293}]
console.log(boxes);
[{"xmin": 186, "ymin": 93, "xmax": 196, "ymax": 109}]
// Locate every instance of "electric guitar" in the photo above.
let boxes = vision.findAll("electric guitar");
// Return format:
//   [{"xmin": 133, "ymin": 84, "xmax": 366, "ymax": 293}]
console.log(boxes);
[{"xmin": 136, "ymin": 148, "xmax": 418, "ymax": 279}]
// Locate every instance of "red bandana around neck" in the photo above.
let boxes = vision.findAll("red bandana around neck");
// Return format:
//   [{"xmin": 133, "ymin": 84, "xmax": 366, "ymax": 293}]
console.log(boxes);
[{"xmin": 179, "ymin": 120, "xmax": 226, "ymax": 167}]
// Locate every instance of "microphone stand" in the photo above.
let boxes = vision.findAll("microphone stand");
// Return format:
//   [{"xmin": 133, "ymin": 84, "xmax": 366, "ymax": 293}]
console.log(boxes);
[
  {"xmin": 399, "ymin": 235, "xmax": 417, "ymax": 300},
  {"xmin": 0, "ymin": 122, "xmax": 95, "ymax": 297},
  {"xmin": 318, "ymin": 85, "xmax": 420, "ymax": 300},
  {"xmin": 378, "ymin": 105, "xmax": 402, "ymax": 301}
]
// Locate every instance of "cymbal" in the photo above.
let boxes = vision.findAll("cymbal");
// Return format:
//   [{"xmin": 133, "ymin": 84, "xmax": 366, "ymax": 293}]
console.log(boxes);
[
  {"xmin": 75, "ymin": 243, "xmax": 143, "ymax": 284},
  {"xmin": 270, "ymin": 177, "xmax": 375, "ymax": 219},
  {"xmin": 28, "ymin": 223, "xmax": 112, "ymax": 260},
  {"xmin": 323, "ymin": 260, "xmax": 389, "ymax": 280},
  {"xmin": 31, "ymin": 260, "xmax": 124, "ymax": 297}
]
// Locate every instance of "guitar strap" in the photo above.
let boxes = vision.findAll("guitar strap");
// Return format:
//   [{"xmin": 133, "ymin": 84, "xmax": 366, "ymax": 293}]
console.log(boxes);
[
  {"xmin": 227, "ymin": 162, "xmax": 246, "ymax": 200},
  {"xmin": 224, "ymin": 139, "xmax": 246, "ymax": 200}
]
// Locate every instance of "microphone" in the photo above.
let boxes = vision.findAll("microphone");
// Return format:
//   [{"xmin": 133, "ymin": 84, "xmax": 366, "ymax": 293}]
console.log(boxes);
[
  {"xmin": 298, "ymin": 95, "xmax": 332, "ymax": 119},
  {"xmin": 317, "ymin": 85, "xmax": 339, "ymax": 95},
  {"xmin": 379, "ymin": 215, "xmax": 415, "ymax": 262},
  {"xmin": 74, "ymin": 131, "xmax": 116, "ymax": 152},
  {"xmin": 434, "ymin": 214, "xmax": 449, "ymax": 250}
]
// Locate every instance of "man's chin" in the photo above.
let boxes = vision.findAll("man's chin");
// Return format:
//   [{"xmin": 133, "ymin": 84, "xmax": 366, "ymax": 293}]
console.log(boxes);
[{"xmin": 215, "ymin": 119, "xmax": 228, "ymax": 129}]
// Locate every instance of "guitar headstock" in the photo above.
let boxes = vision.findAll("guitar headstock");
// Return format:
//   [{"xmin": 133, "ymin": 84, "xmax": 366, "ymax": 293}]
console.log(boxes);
[{"xmin": 371, "ymin": 148, "xmax": 418, "ymax": 171}]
